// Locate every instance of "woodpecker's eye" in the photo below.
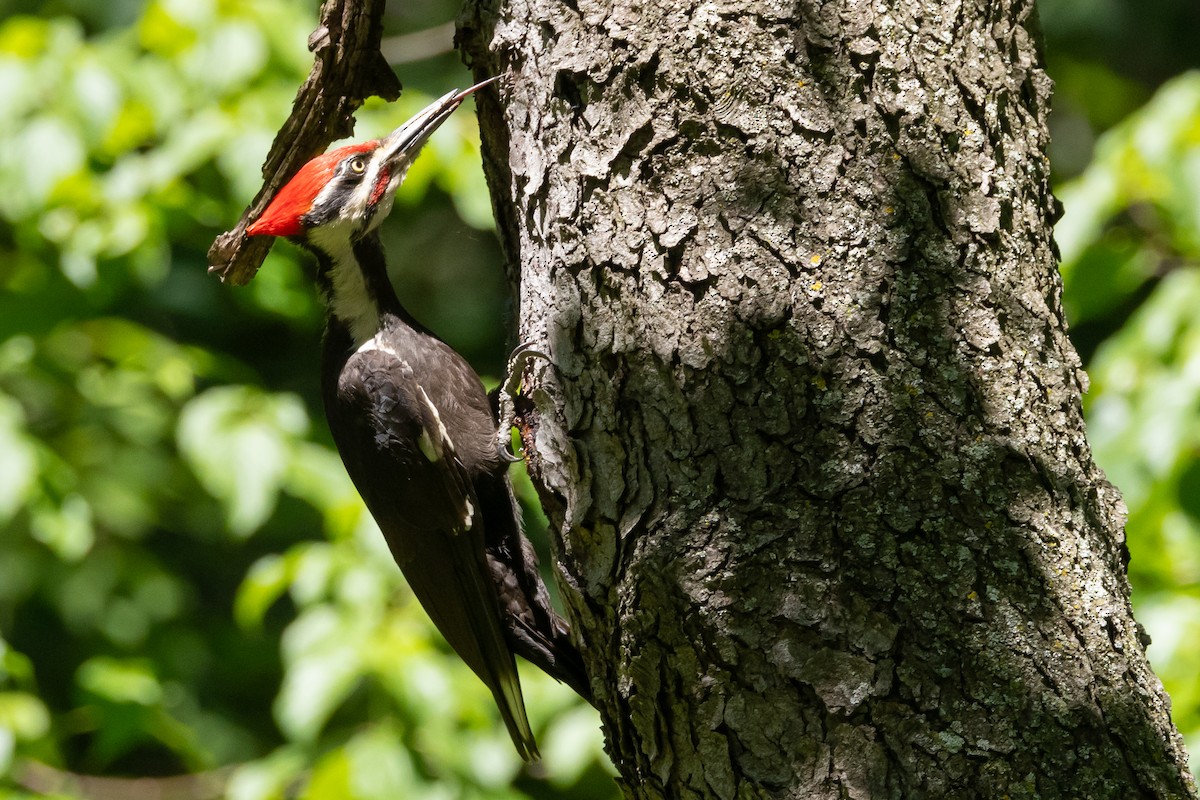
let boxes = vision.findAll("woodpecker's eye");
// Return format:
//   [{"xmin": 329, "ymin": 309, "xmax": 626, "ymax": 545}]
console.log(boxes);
[{"xmin": 348, "ymin": 157, "xmax": 366, "ymax": 174}]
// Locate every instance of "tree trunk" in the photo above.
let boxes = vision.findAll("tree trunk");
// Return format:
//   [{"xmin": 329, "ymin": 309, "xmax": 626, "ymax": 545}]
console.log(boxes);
[{"xmin": 458, "ymin": 0, "xmax": 1197, "ymax": 796}]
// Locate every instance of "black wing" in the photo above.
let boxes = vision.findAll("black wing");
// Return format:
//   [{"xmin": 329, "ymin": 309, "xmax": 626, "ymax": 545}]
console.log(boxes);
[{"xmin": 326, "ymin": 345, "xmax": 538, "ymax": 760}]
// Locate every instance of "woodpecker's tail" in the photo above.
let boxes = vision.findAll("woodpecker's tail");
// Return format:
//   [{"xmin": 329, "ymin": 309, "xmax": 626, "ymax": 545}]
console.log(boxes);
[
  {"xmin": 491, "ymin": 670, "xmax": 540, "ymax": 761},
  {"xmin": 504, "ymin": 590, "xmax": 594, "ymax": 705},
  {"xmin": 479, "ymin": 474, "xmax": 594, "ymax": 706}
]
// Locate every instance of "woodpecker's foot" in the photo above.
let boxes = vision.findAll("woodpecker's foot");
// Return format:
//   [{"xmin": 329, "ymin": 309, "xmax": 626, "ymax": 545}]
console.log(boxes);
[
  {"xmin": 495, "ymin": 342, "xmax": 551, "ymax": 462},
  {"xmin": 502, "ymin": 342, "xmax": 551, "ymax": 400},
  {"xmin": 497, "ymin": 436, "xmax": 523, "ymax": 463}
]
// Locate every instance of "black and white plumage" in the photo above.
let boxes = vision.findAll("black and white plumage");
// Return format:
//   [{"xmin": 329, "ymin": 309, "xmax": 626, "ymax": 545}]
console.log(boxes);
[{"xmin": 247, "ymin": 82, "xmax": 590, "ymax": 760}]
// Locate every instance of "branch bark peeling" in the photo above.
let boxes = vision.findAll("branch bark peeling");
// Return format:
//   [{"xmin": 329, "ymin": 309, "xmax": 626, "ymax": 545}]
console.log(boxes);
[
  {"xmin": 206, "ymin": 0, "xmax": 400, "ymax": 286},
  {"xmin": 460, "ymin": 0, "xmax": 1198, "ymax": 796}
]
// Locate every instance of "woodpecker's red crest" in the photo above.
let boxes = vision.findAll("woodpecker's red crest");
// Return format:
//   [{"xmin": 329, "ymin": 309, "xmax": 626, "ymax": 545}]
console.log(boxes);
[{"xmin": 247, "ymin": 142, "xmax": 376, "ymax": 238}]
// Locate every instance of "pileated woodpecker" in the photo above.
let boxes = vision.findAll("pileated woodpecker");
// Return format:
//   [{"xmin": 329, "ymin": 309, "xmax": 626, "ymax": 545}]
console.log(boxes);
[{"xmin": 246, "ymin": 80, "xmax": 589, "ymax": 760}]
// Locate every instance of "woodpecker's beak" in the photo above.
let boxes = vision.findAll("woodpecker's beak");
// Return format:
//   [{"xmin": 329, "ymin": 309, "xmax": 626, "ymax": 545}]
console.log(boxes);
[{"xmin": 374, "ymin": 76, "xmax": 499, "ymax": 172}]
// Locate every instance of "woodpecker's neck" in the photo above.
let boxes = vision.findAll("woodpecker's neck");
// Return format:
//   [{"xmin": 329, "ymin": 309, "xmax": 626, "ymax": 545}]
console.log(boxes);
[{"xmin": 308, "ymin": 231, "xmax": 417, "ymax": 347}]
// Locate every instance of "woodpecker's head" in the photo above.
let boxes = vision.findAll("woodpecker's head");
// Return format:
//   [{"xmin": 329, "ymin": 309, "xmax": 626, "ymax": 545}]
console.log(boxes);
[{"xmin": 247, "ymin": 77, "xmax": 496, "ymax": 249}]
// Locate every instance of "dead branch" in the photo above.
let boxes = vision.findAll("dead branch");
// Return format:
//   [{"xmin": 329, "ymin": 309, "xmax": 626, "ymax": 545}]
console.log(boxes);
[{"xmin": 16, "ymin": 760, "xmax": 236, "ymax": 800}]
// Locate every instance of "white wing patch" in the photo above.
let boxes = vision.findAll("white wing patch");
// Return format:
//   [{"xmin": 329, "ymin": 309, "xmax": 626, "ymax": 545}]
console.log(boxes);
[
  {"xmin": 352, "ymin": 339, "xmax": 474, "ymax": 534},
  {"xmin": 356, "ymin": 333, "xmax": 403, "ymax": 358},
  {"xmin": 416, "ymin": 385, "xmax": 454, "ymax": 459},
  {"xmin": 417, "ymin": 427, "xmax": 441, "ymax": 462},
  {"xmin": 414, "ymin": 385, "xmax": 473, "ymax": 532}
]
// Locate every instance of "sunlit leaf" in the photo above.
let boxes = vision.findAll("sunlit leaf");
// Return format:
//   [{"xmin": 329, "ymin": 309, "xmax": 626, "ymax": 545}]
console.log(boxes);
[
  {"xmin": 540, "ymin": 704, "xmax": 611, "ymax": 786},
  {"xmin": 185, "ymin": 21, "xmax": 266, "ymax": 94},
  {"xmin": 235, "ymin": 553, "xmax": 291, "ymax": 630},
  {"xmin": 283, "ymin": 441, "xmax": 361, "ymax": 530},
  {"xmin": 0, "ymin": 116, "xmax": 85, "ymax": 222},
  {"xmin": 29, "ymin": 494, "xmax": 94, "ymax": 562},
  {"xmin": 0, "ymin": 641, "xmax": 35, "ymax": 688},
  {"xmin": 226, "ymin": 748, "xmax": 307, "ymax": 800},
  {"xmin": 1058, "ymin": 72, "xmax": 1200, "ymax": 324},
  {"xmin": 0, "ymin": 727, "xmax": 12, "ymax": 777},
  {"xmin": 343, "ymin": 724, "xmax": 419, "ymax": 799},
  {"xmin": 289, "ymin": 543, "xmax": 337, "ymax": 606},
  {"xmin": 76, "ymin": 657, "xmax": 162, "ymax": 706},
  {"xmin": 138, "ymin": 0, "xmax": 199, "ymax": 56},
  {"xmin": 1138, "ymin": 594, "xmax": 1200, "ymax": 762},
  {"xmin": 275, "ymin": 606, "xmax": 368, "ymax": 743},
  {"xmin": 301, "ymin": 748, "xmax": 352, "ymax": 800},
  {"xmin": 178, "ymin": 386, "xmax": 309, "ymax": 536},
  {"xmin": 0, "ymin": 394, "xmax": 36, "ymax": 522},
  {"xmin": 0, "ymin": 693, "xmax": 50, "ymax": 740}
]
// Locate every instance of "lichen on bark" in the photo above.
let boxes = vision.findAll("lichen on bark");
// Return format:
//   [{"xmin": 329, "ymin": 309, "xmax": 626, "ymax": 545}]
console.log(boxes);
[{"xmin": 460, "ymin": 0, "xmax": 1197, "ymax": 796}]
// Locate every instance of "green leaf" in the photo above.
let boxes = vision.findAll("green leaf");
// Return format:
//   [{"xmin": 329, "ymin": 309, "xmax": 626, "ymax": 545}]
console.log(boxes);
[
  {"xmin": 1058, "ymin": 72, "xmax": 1200, "ymax": 324},
  {"xmin": 76, "ymin": 657, "xmax": 162, "ymax": 706},
  {"xmin": 177, "ymin": 386, "xmax": 309, "ymax": 536},
  {"xmin": 540, "ymin": 704, "xmax": 610, "ymax": 786},
  {"xmin": 0, "ymin": 115, "xmax": 86, "ymax": 221},
  {"xmin": 0, "ymin": 692, "xmax": 50, "ymax": 740},
  {"xmin": 342, "ymin": 725, "xmax": 418, "ymax": 798},
  {"xmin": 283, "ymin": 441, "xmax": 361, "ymax": 531},
  {"xmin": 226, "ymin": 749, "xmax": 307, "ymax": 800},
  {"xmin": 235, "ymin": 553, "xmax": 291, "ymax": 630},
  {"xmin": 0, "ymin": 394, "xmax": 36, "ymax": 523},
  {"xmin": 29, "ymin": 494, "xmax": 94, "ymax": 562},
  {"xmin": 0, "ymin": 727, "xmax": 12, "ymax": 777},
  {"xmin": 301, "ymin": 748, "xmax": 352, "ymax": 800},
  {"xmin": 1138, "ymin": 594, "xmax": 1200, "ymax": 761},
  {"xmin": 185, "ymin": 20, "xmax": 266, "ymax": 95},
  {"xmin": 0, "ymin": 641, "xmax": 36, "ymax": 688},
  {"xmin": 275, "ymin": 607, "xmax": 367, "ymax": 743}
]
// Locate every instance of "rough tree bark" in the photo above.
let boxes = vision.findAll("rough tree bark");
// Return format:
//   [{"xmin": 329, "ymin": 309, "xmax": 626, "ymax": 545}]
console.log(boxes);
[{"xmin": 458, "ymin": 0, "xmax": 1198, "ymax": 797}]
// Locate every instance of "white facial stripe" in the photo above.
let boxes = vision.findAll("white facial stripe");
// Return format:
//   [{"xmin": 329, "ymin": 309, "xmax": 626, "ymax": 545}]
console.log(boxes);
[
  {"xmin": 304, "ymin": 151, "xmax": 382, "ymax": 235},
  {"xmin": 340, "ymin": 163, "xmax": 376, "ymax": 226},
  {"xmin": 362, "ymin": 163, "xmax": 410, "ymax": 234},
  {"xmin": 311, "ymin": 224, "xmax": 380, "ymax": 346},
  {"xmin": 303, "ymin": 151, "xmax": 416, "ymax": 346}
]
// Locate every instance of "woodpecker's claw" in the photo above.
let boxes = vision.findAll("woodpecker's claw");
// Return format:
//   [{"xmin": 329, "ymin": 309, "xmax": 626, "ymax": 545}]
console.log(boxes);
[
  {"xmin": 496, "ymin": 342, "xmax": 551, "ymax": 463},
  {"xmin": 503, "ymin": 343, "xmax": 551, "ymax": 399},
  {"xmin": 498, "ymin": 438, "xmax": 524, "ymax": 463}
]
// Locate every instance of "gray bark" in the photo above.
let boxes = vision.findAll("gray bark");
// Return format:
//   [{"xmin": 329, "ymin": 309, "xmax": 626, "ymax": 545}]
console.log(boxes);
[{"xmin": 459, "ymin": 0, "xmax": 1198, "ymax": 797}]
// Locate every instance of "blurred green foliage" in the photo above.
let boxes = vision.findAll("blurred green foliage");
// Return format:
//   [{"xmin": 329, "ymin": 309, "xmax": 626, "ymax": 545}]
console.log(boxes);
[
  {"xmin": 1044, "ymin": 0, "xmax": 1200, "ymax": 769},
  {"xmin": 1059, "ymin": 72, "xmax": 1200, "ymax": 763},
  {"xmin": 0, "ymin": 0, "xmax": 1196, "ymax": 796},
  {"xmin": 0, "ymin": 0, "xmax": 610, "ymax": 797}
]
